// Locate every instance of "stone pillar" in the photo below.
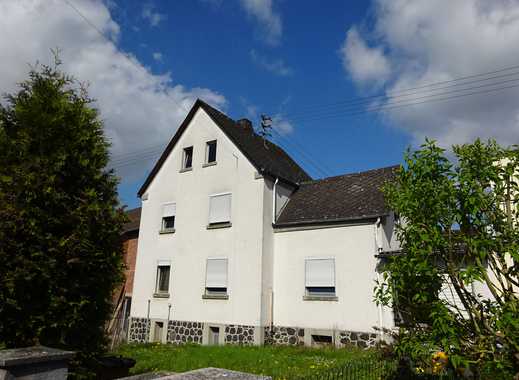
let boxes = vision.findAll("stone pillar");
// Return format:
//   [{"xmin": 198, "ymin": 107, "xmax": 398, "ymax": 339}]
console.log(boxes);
[{"xmin": 0, "ymin": 346, "xmax": 75, "ymax": 380}]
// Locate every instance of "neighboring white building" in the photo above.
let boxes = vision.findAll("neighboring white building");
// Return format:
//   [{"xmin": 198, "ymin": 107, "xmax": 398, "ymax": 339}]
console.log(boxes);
[{"xmin": 128, "ymin": 99, "xmax": 399, "ymax": 347}]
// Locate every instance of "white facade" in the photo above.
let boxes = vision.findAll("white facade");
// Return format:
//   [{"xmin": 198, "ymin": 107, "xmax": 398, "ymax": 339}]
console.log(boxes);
[
  {"xmin": 129, "ymin": 102, "xmax": 398, "ymax": 347},
  {"xmin": 272, "ymin": 223, "xmax": 395, "ymax": 334}
]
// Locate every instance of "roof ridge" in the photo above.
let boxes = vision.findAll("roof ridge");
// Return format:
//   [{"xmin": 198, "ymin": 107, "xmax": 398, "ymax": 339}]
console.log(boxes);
[
  {"xmin": 299, "ymin": 164, "xmax": 400, "ymax": 185},
  {"xmin": 198, "ymin": 99, "xmax": 237, "ymax": 125}
]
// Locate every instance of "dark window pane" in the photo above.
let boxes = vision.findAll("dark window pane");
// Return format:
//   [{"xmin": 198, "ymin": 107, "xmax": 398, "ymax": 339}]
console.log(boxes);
[
  {"xmin": 207, "ymin": 141, "xmax": 217, "ymax": 163},
  {"xmin": 162, "ymin": 216, "xmax": 175, "ymax": 230},
  {"xmin": 157, "ymin": 266, "xmax": 170, "ymax": 292},
  {"xmin": 183, "ymin": 147, "xmax": 193, "ymax": 168},
  {"xmin": 312, "ymin": 335, "xmax": 332, "ymax": 344},
  {"xmin": 306, "ymin": 286, "xmax": 335, "ymax": 295},
  {"xmin": 206, "ymin": 287, "xmax": 227, "ymax": 295}
]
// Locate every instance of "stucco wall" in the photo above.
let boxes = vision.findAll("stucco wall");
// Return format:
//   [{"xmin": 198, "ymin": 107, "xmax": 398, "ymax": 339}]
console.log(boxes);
[
  {"xmin": 273, "ymin": 223, "xmax": 395, "ymax": 333},
  {"xmin": 131, "ymin": 108, "xmax": 265, "ymax": 327}
]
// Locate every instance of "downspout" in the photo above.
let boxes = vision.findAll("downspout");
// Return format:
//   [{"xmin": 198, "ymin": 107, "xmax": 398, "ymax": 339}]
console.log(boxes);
[
  {"xmin": 271, "ymin": 178, "xmax": 279, "ymax": 338},
  {"xmin": 147, "ymin": 299, "xmax": 151, "ymax": 343},
  {"xmin": 374, "ymin": 218, "xmax": 384, "ymax": 342},
  {"xmin": 272, "ymin": 177, "xmax": 279, "ymax": 224},
  {"xmin": 166, "ymin": 303, "xmax": 171, "ymax": 343}
]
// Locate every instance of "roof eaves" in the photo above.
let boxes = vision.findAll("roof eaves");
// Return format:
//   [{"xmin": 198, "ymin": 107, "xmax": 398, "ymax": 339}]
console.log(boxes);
[
  {"xmin": 274, "ymin": 213, "xmax": 389, "ymax": 229},
  {"xmin": 258, "ymin": 168, "xmax": 301, "ymax": 187}
]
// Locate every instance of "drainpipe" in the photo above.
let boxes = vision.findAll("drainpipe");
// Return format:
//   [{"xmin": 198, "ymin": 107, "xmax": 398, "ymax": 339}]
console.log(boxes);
[
  {"xmin": 166, "ymin": 303, "xmax": 171, "ymax": 342},
  {"xmin": 374, "ymin": 217, "xmax": 383, "ymax": 253},
  {"xmin": 272, "ymin": 178, "xmax": 279, "ymax": 224},
  {"xmin": 374, "ymin": 218, "xmax": 384, "ymax": 342},
  {"xmin": 147, "ymin": 299, "xmax": 151, "ymax": 343}
]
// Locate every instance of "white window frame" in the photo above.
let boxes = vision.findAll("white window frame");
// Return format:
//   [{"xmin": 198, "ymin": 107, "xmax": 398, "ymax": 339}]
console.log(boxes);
[
  {"xmin": 304, "ymin": 257, "xmax": 336, "ymax": 297},
  {"xmin": 204, "ymin": 257, "xmax": 228, "ymax": 297},
  {"xmin": 182, "ymin": 146, "xmax": 193, "ymax": 170},
  {"xmin": 161, "ymin": 202, "xmax": 176, "ymax": 232},
  {"xmin": 205, "ymin": 140, "xmax": 217, "ymax": 164},
  {"xmin": 208, "ymin": 192, "xmax": 232, "ymax": 226},
  {"xmin": 155, "ymin": 260, "xmax": 171, "ymax": 296}
]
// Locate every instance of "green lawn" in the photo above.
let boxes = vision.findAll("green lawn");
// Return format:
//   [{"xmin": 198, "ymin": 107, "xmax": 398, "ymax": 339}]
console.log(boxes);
[{"xmin": 115, "ymin": 343, "xmax": 384, "ymax": 379}]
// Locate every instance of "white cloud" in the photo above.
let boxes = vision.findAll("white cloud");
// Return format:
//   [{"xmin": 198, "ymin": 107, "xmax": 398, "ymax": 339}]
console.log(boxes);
[
  {"xmin": 250, "ymin": 49, "xmax": 293, "ymax": 76},
  {"xmin": 340, "ymin": 27, "xmax": 391, "ymax": 86},
  {"xmin": 142, "ymin": 3, "xmax": 166, "ymax": 27},
  {"xmin": 239, "ymin": 0, "xmax": 282, "ymax": 45},
  {"xmin": 0, "ymin": 0, "xmax": 225, "ymax": 182},
  {"xmin": 341, "ymin": 0, "xmax": 519, "ymax": 148},
  {"xmin": 271, "ymin": 115, "xmax": 294, "ymax": 135},
  {"xmin": 152, "ymin": 52, "xmax": 163, "ymax": 62}
]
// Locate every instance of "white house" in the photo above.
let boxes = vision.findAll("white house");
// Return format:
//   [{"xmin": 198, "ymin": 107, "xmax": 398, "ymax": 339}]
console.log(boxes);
[{"xmin": 128, "ymin": 99, "xmax": 399, "ymax": 347}]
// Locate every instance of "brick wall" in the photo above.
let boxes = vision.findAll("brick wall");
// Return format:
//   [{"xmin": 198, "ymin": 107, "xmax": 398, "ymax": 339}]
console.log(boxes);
[{"xmin": 121, "ymin": 230, "xmax": 138, "ymax": 296}]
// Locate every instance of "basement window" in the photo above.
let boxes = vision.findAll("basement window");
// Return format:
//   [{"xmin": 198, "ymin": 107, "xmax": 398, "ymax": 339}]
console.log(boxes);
[{"xmin": 311, "ymin": 334, "xmax": 333, "ymax": 347}]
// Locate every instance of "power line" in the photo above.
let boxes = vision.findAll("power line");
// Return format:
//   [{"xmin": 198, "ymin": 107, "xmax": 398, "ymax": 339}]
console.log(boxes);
[
  {"xmin": 285, "ymin": 64, "xmax": 519, "ymax": 119},
  {"xmin": 288, "ymin": 77, "xmax": 519, "ymax": 123},
  {"xmin": 269, "ymin": 127, "xmax": 332, "ymax": 178},
  {"xmin": 294, "ymin": 81, "xmax": 519, "ymax": 125}
]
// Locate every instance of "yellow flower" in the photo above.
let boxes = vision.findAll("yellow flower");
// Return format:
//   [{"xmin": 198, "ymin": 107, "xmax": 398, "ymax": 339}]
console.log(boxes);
[{"xmin": 431, "ymin": 351, "xmax": 448, "ymax": 374}]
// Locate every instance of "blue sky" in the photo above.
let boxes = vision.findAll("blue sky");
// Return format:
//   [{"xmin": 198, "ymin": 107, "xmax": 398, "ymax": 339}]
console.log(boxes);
[
  {"xmin": 111, "ymin": 0, "xmax": 409, "ymax": 208},
  {"xmin": 3, "ymin": 1, "xmax": 518, "ymax": 210}
]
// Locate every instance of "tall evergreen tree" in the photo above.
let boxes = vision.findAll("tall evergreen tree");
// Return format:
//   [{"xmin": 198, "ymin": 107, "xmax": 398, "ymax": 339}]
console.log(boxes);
[{"xmin": 0, "ymin": 58, "xmax": 125, "ymax": 369}]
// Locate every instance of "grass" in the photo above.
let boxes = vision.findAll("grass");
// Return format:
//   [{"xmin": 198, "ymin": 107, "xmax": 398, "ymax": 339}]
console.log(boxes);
[{"xmin": 115, "ymin": 343, "xmax": 383, "ymax": 379}]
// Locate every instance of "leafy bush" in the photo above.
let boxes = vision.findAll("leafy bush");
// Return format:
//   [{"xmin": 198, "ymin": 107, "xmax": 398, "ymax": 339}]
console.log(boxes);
[
  {"xmin": 0, "ymin": 57, "xmax": 125, "ymax": 375},
  {"xmin": 376, "ymin": 139, "xmax": 519, "ymax": 379}
]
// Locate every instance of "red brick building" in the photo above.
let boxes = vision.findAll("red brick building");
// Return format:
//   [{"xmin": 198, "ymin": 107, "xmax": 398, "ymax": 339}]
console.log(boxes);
[
  {"xmin": 110, "ymin": 207, "xmax": 141, "ymax": 345},
  {"xmin": 121, "ymin": 207, "xmax": 141, "ymax": 299}
]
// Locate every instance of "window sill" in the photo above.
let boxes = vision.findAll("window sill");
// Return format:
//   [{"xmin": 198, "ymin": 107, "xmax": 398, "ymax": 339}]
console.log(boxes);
[
  {"xmin": 202, "ymin": 161, "xmax": 217, "ymax": 168},
  {"xmin": 303, "ymin": 295, "xmax": 338, "ymax": 302},
  {"xmin": 153, "ymin": 292, "xmax": 170, "ymax": 299},
  {"xmin": 159, "ymin": 228, "xmax": 175, "ymax": 235},
  {"xmin": 206, "ymin": 222, "xmax": 232, "ymax": 230},
  {"xmin": 179, "ymin": 167, "xmax": 193, "ymax": 173},
  {"xmin": 202, "ymin": 294, "xmax": 229, "ymax": 300}
]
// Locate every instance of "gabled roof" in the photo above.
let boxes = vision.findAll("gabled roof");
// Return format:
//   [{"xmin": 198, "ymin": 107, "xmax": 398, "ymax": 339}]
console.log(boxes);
[
  {"xmin": 138, "ymin": 99, "xmax": 311, "ymax": 197},
  {"xmin": 122, "ymin": 207, "xmax": 141, "ymax": 234},
  {"xmin": 275, "ymin": 165, "xmax": 399, "ymax": 227}
]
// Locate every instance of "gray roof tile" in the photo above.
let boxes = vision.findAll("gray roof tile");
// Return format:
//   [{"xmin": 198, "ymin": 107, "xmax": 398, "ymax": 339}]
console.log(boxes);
[{"xmin": 276, "ymin": 165, "xmax": 399, "ymax": 226}]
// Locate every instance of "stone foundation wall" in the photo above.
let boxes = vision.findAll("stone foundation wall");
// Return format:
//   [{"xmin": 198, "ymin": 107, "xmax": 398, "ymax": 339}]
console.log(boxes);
[
  {"xmin": 265, "ymin": 325, "xmax": 378, "ymax": 348},
  {"xmin": 168, "ymin": 320, "xmax": 204, "ymax": 344},
  {"xmin": 224, "ymin": 325, "xmax": 255, "ymax": 345},
  {"xmin": 128, "ymin": 317, "xmax": 150, "ymax": 343},
  {"xmin": 337, "ymin": 331, "xmax": 378, "ymax": 348},
  {"xmin": 129, "ymin": 318, "xmax": 377, "ymax": 348},
  {"xmin": 264, "ymin": 326, "xmax": 305, "ymax": 346}
]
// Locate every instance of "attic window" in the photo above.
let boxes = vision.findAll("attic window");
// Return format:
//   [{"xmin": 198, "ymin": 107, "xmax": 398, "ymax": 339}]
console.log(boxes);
[
  {"xmin": 182, "ymin": 146, "xmax": 193, "ymax": 170},
  {"xmin": 206, "ymin": 140, "xmax": 217, "ymax": 164}
]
